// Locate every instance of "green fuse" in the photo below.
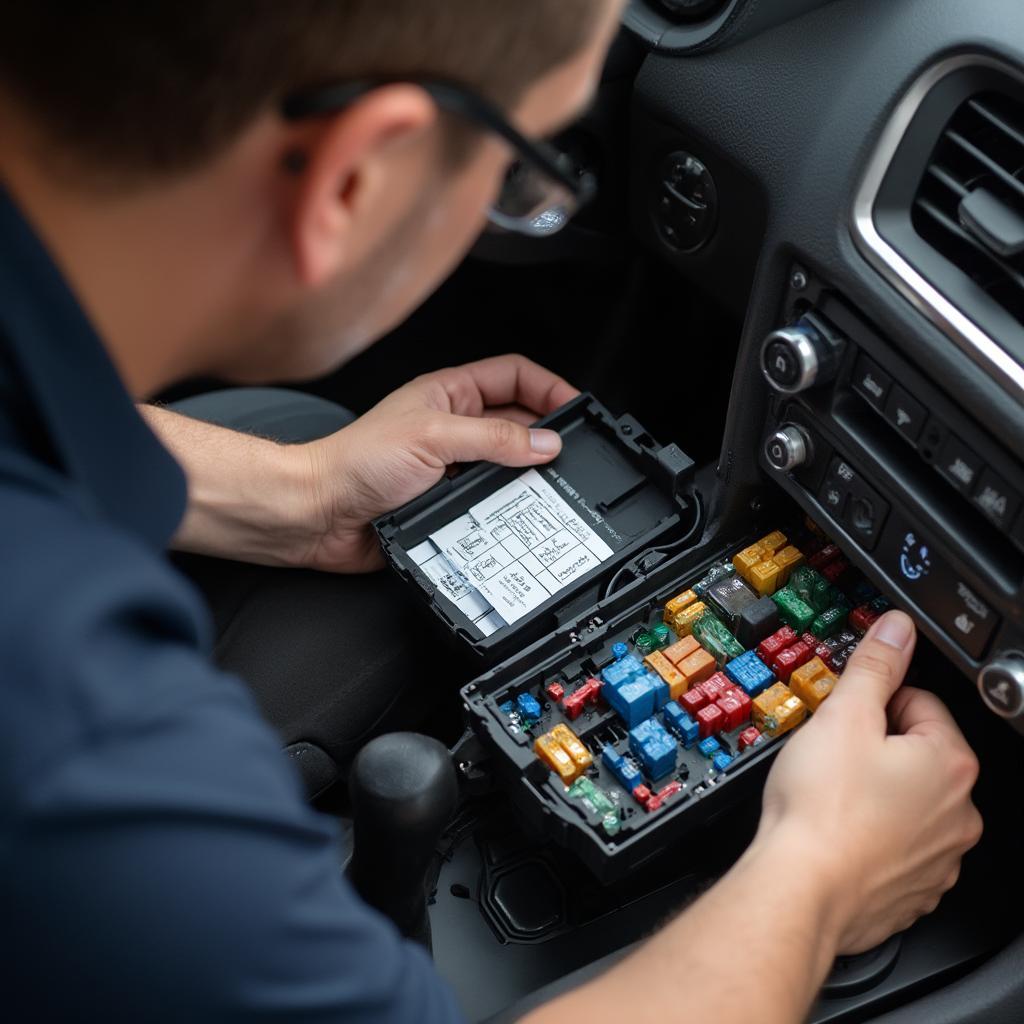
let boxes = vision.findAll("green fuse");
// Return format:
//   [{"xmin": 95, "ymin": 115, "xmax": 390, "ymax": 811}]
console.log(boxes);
[
  {"xmin": 651, "ymin": 623, "xmax": 671, "ymax": 648},
  {"xmin": 692, "ymin": 611, "xmax": 745, "ymax": 666},
  {"xmin": 811, "ymin": 602, "xmax": 851, "ymax": 639},
  {"xmin": 602, "ymin": 811, "xmax": 622, "ymax": 838},
  {"xmin": 634, "ymin": 630, "xmax": 657, "ymax": 656},
  {"xmin": 771, "ymin": 587, "xmax": 817, "ymax": 632},
  {"xmin": 789, "ymin": 566, "xmax": 834, "ymax": 614},
  {"xmin": 569, "ymin": 776, "xmax": 616, "ymax": 817}
]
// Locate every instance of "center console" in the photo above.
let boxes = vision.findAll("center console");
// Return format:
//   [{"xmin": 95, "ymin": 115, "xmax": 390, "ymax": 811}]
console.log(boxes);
[{"xmin": 757, "ymin": 266, "xmax": 1024, "ymax": 728}]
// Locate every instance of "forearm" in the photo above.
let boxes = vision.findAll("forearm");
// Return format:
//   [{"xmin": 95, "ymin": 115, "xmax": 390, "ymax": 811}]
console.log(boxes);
[
  {"xmin": 141, "ymin": 405, "xmax": 319, "ymax": 567},
  {"xmin": 525, "ymin": 826, "xmax": 839, "ymax": 1024}
]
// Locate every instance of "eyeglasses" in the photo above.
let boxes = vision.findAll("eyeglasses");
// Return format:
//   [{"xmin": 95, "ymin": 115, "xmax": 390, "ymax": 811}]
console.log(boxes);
[{"xmin": 282, "ymin": 79, "xmax": 597, "ymax": 238}]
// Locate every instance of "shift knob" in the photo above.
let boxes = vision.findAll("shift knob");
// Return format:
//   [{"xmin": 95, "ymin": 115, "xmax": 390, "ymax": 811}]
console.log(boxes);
[{"xmin": 348, "ymin": 732, "xmax": 458, "ymax": 947}]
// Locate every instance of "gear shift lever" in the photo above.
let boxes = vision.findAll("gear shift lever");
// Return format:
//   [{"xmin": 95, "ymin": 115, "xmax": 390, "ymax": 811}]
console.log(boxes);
[{"xmin": 348, "ymin": 732, "xmax": 458, "ymax": 947}]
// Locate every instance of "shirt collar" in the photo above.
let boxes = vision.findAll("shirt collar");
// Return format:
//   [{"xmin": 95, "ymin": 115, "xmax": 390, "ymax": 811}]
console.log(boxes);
[{"xmin": 0, "ymin": 186, "xmax": 187, "ymax": 549}]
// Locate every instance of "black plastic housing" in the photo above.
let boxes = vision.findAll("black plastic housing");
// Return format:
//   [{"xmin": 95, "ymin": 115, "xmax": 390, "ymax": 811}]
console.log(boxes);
[
  {"xmin": 458, "ymin": 530, "xmax": 791, "ymax": 884},
  {"xmin": 374, "ymin": 394, "xmax": 695, "ymax": 664}
]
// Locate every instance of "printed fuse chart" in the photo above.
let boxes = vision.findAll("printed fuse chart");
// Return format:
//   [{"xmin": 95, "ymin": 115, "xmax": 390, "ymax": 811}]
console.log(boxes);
[{"xmin": 409, "ymin": 468, "xmax": 615, "ymax": 634}]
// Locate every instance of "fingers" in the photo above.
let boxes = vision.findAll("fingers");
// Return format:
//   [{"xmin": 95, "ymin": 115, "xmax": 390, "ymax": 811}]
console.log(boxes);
[
  {"xmin": 481, "ymin": 404, "xmax": 540, "ymax": 427},
  {"xmin": 830, "ymin": 611, "xmax": 917, "ymax": 712},
  {"xmin": 887, "ymin": 685, "xmax": 964, "ymax": 746},
  {"xmin": 422, "ymin": 412, "xmax": 562, "ymax": 467},
  {"xmin": 428, "ymin": 355, "xmax": 579, "ymax": 418}
]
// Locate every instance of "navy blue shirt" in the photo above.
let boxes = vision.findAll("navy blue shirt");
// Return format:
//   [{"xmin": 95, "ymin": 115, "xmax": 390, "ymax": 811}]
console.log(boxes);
[{"xmin": 0, "ymin": 189, "xmax": 463, "ymax": 1022}]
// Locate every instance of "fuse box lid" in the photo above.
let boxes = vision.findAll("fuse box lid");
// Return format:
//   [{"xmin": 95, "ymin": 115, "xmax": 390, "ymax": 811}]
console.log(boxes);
[{"xmin": 374, "ymin": 394, "xmax": 695, "ymax": 662}]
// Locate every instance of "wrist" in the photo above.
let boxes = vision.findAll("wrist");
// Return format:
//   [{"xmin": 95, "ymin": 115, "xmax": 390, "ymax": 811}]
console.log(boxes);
[{"xmin": 739, "ymin": 821, "xmax": 847, "ymax": 970}]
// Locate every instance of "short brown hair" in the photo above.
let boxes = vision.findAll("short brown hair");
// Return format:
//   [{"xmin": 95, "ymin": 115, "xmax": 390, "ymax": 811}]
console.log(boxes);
[{"xmin": 0, "ymin": 1, "xmax": 604, "ymax": 185}]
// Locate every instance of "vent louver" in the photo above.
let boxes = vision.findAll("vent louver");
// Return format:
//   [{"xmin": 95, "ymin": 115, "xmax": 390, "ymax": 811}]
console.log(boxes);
[{"xmin": 913, "ymin": 91, "xmax": 1024, "ymax": 327}]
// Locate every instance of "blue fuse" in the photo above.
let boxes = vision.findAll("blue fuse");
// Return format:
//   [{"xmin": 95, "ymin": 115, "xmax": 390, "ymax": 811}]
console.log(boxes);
[
  {"xmin": 712, "ymin": 751, "xmax": 734, "ymax": 772},
  {"xmin": 602, "ymin": 745, "xmax": 643, "ymax": 791},
  {"xmin": 602, "ymin": 654, "xmax": 643, "ymax": 688},
  {"xmin": 499, "ymin": 700, "xmax": 515, "ymax": 716},
  {"xmin": 629, "ymin": 718, "xmax": 678, "ymax": 779},
  {"xmin": 662, "ymin": 702, "xmax": 700, "ymax": 748},
  {"xmin": 698, "ymin": 736, "xmax": 721, "ymax": 758},
  {"xmin": 606, "ymin": 677, "xmax": 657, "ymax": 727},
  {"xmin": 516, "ymin": 692, "xmax": 542, "ymax": 722},
  {"xmin": 611, "ymin": 641, "xmax": 629, "ymax": 660},
  {"xmin": 724, "ymin": 650, "xmax": 774, "ymax": 698},
  {"xmin": 648, "ymin": 672, "xmax": 671, "ymax": 711},
  {"xmin": 663, "ymin": 700, "xmax": 688, "ymax": 735}
]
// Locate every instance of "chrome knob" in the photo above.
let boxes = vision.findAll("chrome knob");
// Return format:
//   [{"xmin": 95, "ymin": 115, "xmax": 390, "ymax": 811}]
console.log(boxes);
[
  {"xmin": 977, "ymin": 652, "xmax": 1024, "ymax": 719},
  {"xmin": 761, "ymin": 316, "xmax": 843, "ymax": 395},
  {"xmin": 765, "ymin": 424, "xmax": 810, "ymax": 473}
]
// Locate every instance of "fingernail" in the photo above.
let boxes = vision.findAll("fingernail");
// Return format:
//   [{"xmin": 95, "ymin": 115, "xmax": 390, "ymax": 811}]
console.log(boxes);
[
  {"xmin": 529, "ymin": 429, "xmax": 561, "ymax": 456},
  {"xmin": 873, "ymin": 610, "xmax": 914, "ymax": 651}
]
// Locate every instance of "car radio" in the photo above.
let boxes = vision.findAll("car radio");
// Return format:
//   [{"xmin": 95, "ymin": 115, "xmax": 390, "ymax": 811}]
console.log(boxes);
[{"xmin": 757, "ymin": 266, "xmax": 1024, "ymax": 728}]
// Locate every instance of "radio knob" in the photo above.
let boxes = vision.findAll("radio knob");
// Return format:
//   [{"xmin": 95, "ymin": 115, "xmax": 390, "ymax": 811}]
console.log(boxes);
[
  {"xmin": 764, "ymin": 424, "xmax": 811, "ymax": 473},
  {"xmin": 761, "ymin": 316, "xmax": 843, "ymax": 395},
  {"xmin": 977, "ymin": 652, "xmax": 1024, "ymax": 719}
]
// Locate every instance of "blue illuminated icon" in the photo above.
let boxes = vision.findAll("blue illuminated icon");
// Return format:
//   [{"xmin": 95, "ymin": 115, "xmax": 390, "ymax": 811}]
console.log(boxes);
[{"xmin": 899, "ymin": 532, "xmax": 931, "ymax": 582}]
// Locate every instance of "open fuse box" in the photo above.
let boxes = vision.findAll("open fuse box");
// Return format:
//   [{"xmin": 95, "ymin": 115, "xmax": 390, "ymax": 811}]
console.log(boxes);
[{"xmin": 377, "ymin": 395, "xmax": 888, "ymax": 881}]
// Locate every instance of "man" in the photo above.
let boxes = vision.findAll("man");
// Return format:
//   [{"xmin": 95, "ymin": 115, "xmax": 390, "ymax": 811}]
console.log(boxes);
[{"xmin": 0, "ymin": 3, "xmax": 981, "ymax": 1022}]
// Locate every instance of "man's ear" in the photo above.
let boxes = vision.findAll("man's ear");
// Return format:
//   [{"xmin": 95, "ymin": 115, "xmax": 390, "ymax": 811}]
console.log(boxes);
[{"xmin": 288, "ymin": 84, "xmax": 438, "ymax": 288}]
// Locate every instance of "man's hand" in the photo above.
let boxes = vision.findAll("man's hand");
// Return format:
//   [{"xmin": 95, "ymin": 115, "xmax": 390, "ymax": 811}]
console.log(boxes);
[
  {"xmin": 297, "ymin": 354, "xmax": 578, "ymax": 572},
  {"xmin": 525, "ymin": 611, "xmax": 982, "ymax": 1024},
  {"xmin": 756, "ymin": 609, "xmax": 983, "ymax": 953}
]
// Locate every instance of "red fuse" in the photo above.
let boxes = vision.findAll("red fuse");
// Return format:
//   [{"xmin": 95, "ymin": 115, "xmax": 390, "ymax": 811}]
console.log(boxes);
[
  {"xmin": 563, "ymin": 678, "xmax": 600, "ymax": 720},
  {"xmin": 772, "ymin": 641, "xmax": 814, "ymax": 681},
  {"xmin": 716, "ymin": 693, "xmax": 746, "ymax": 731},
  {"xmin": 632, "ymin": 784, "xmax": 652, "ymax": 808},
  {"xmin": 545, "ymin": 681, "xmax": 565, "ymax": 702},
  {"xmin": 647, "ymin": 779, "xmax": 683, "ymax": 811},
  {"xmin": 738, "ymin": 726, "xmax": 762, "ymax": 750},
  {"xmin": 699, "ymin": 671, "xmax": 731, "ymax": 703},
  {"xmin": 821, "ymin": 558, "xmax": 849, "ymax": 583},
  {"xmin": 719, "ymin": 686, "xmax": 752, "ymax": 727},
  {"xmin": 809, "ymin": 544, "xmax": 841, "ymax": 569},
  {"xmin": 697, "ymin": 703, "xmax": 725, "ymax": 738},
  {"xmin": 849, "ymin": 603, "xmax": 881, "ymax": 633},
  {"xmin": 680, "ymin": 687, "xmax": 708, "ymax": 716},
  {"xmin": 756, "ymin": 625, "xmax": 798, "ymax": 663},
  {"xmin": 800, "ymin": 632, "xmax": 818, "ymax": 650}
]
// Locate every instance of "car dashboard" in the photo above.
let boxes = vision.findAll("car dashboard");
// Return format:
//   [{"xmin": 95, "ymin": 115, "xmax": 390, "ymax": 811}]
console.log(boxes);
[{"xmin": 424, "ymin": 2, "xmax": 1024, "ymax": 1021}]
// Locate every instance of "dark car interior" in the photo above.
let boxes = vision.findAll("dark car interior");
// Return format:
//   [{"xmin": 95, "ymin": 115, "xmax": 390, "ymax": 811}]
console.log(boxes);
[{"xmin": 168, "ymin": 1, "xmax": 1024, "ymax": 1020}]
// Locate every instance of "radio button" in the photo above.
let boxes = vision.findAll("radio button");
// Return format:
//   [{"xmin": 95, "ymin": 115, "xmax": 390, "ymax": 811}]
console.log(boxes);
[
  {"xmin": 883, "ymin": 385, "xmax": 926, "ymax": 444},
  {"xmin": 851, "ymin": 353, "xmax": 892, "ymax": 411},
  {"xmin": 972, "ymin": 467, "xmax": 1021, "ymax": 532},
  {"xmin": 936, "ymin": 434, "xmax": 984, "ymax": 495}
]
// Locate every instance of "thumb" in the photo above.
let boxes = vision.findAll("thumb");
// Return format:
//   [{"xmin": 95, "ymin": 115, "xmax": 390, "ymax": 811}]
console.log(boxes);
[
  {"xmin": 831, "ymin": 610, "xmax": 917, "ymax": 712},
  {"xmin": 425, "ymin": 413, "xmax": 562, "ymax": 467}
]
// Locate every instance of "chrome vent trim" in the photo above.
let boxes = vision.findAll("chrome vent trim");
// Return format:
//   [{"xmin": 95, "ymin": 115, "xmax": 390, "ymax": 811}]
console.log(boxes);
[{"xmin": 851, "ymin": 54, "xmax": 1024, "ymax": 406}]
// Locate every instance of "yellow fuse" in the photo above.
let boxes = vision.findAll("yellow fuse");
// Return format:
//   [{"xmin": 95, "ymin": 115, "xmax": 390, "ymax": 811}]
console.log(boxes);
[
  {"xmin": 749, "ymin": 559, "xmax": 781, "ymax": 597},
  {"xmin": 550, "ymin": 724, "xmax": 593, "ymax": 774},
  {"xmin": 534, "ymin": 732, "xmax": 578, "ymax": 784},
  {"xmin": 669, "ymin": 600, "xmax": 707, "ymax": 637},
  {"xmin": 664, "ymin": 589, "xmax": 697, "ymax": 623},
  {"xmin": 789, "ymin": 657, "xmax": 838, "ymax": 712},
  {"xmin": 752, "ymin": 682, "xmax": 792, "ymax": 733},
  {"xmin": 772, "ymin": 694, "xmax": 808, "ymax": 736},
  {"xmin": 758, "ymin": 530, "xmax": 788, "ymax": 554},
  {"xmin": 645, "ymin": 651, "xmax": 689, "ymax": 701},
  {"xmin": 664, "ymin": 635, "xmax": 700, "ymax": 667},
  {"xmin": 733, "ymin": 544, "xmax": 765, "ymax": 583},
  {"xmin": 773, "ymin": 545, "xmax": 805, "ymax": 587}
]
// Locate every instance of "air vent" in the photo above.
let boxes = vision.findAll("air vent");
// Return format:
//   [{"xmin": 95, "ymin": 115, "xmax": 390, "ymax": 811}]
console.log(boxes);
[{"xmin": 913, "ymin": 91, "xmax": 1024, "ymax": 327}]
